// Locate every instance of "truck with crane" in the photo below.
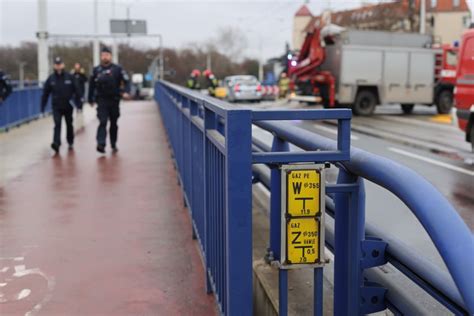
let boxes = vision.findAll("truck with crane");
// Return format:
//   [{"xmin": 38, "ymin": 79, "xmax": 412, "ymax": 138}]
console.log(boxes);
[{"xmin": 289, "ymin": 26, "xmax": 457, "ymax": 115}]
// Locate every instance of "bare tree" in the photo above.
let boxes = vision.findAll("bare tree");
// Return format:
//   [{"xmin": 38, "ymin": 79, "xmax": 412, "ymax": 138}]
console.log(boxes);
[
  {"xmin": 214, "ymin": 26, "xmax": 248, "ymax": 61},
  {"xmin": 0, "ymin": 27, "xmax": 258, "ymax": 85}
]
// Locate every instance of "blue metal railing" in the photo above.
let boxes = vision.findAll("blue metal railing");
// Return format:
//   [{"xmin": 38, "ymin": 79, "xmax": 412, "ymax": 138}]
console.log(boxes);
[
  {"xmin": 156, "ymin": 81, "xmax": 254, "ymax": 315},
  {"xmin": 0, "ymin": 87, "xmax": 51, "ymax": 130},
  {"xmin": 155, "ymin": 81, "xmax": 474, "ymax": 315}
]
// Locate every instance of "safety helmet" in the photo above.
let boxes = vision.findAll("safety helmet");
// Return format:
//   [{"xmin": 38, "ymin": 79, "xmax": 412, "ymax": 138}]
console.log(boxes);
[
  {"xmin": 191, "ymin": 69, "xmax": 201, "ymax": 77},
  {"xmin": 203, "ymin": 69, "xmax": 214, "ymax": 77}
]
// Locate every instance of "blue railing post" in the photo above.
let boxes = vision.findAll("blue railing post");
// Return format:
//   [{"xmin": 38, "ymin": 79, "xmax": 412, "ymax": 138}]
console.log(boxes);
[
  {"xmin": 225, "ymin": 109, "xmax": 253, "ymax": 315},
  {"xmin": 269, "ymin": 137, "xmax": 290, "ymax": 260},
  {"xmin": 314, "ymin": 267, "xmax": 324, "ymax": 316},
  {"xmin": 203, "ymin": 106, "xmax": 216, "ymax": 295},
  {"xmin": 334, "ymin": 169, "xmax": 365, "ymax": 315},
  {"xmin": 266, "ymin": 136, "xmax": 290, "ymax": 316}
]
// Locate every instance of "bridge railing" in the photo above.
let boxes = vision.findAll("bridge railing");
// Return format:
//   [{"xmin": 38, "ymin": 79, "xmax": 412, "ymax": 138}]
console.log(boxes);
[
  {"xmin": 154, "ymin": 81, "xmax": 473, "ymax": 315},
  {"xmin": 0, "ymin": 87, "xmax": 51, "ymax": 130},
  {"xmin": 155, "ymin": 81, "xmax": 254, "ymax": 315}
]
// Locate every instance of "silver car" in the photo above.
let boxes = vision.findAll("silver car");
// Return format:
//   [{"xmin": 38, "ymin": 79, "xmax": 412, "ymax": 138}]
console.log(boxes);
[{"xmin": 224, "ymin": 75, "xmax": 262, "ymax": 103}]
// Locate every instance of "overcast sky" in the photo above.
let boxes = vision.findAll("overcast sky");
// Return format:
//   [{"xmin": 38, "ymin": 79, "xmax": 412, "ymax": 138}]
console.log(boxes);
[{"xmin": 1, "ymin": 0, "xmax": 473, "ymax": 60}]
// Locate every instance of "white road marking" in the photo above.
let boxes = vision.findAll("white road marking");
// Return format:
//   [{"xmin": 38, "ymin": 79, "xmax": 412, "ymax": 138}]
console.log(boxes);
[
  {"xmin": 0, "ymin": 256, "xmax": 24, "ymax": 261},
  {"xmin": 388, "ymin": 147, "xmax": 474, "ymax": 177},
  {"xmin": 0, "ymin": 254, "xmax": 56, "ymax": 316},
  {"xmin": 14, "ymin": 265, "xmax": 26, "ymax": 274},
  {"xmin": 312, "ymin": 124, "xmax": 360, "ymax": 140},
  {"xmin": 17, "ymin": 289, "xmax": 31, "ymax": 300}
]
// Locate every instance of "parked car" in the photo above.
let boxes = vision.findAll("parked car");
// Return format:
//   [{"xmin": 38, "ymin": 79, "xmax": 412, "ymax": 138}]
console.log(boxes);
[
  {"xmin": 454, "ymin": 26, "xmax": 474, "ymax": 151},
  {"xmin": 223, "ymin": 75, "xmax": 262, "ymax": 103}
]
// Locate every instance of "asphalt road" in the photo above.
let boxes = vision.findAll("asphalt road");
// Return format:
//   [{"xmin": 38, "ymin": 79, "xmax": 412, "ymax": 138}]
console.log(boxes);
[{"xmin": 240, "ymin": 99, "xmax": 473, "ymax": 270}]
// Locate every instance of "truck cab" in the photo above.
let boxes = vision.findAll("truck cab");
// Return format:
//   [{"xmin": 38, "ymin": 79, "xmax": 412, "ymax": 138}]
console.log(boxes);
[{"xmin": 454, "ymin": 26, "xmax": 474, "ymax": 151}]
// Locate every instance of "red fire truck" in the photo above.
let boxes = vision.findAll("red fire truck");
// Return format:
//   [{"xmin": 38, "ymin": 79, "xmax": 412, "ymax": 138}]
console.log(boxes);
[
  {"xmin": 289, "ymin": 26, "xmax": 458, "ymax": 115},
  {"xmin": 454, "ymin": 26, "xmax": 474, "ymax": 151},
  {"xmin": 434, "ymin": 44, "xmax": 459, "ymax": 114}
]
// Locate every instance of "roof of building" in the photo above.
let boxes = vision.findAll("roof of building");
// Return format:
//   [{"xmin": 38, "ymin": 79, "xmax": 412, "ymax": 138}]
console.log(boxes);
[
  {"xmin": 295, "ymin": 4, "xmax": 312, "ymax": 17},
  {"xmin": 303, "ymin": 0, "xmax": 470, "ymax": 32},
  {"xmin": 426, "ymin": 0, "xmax": 470, "ymax": 12}
]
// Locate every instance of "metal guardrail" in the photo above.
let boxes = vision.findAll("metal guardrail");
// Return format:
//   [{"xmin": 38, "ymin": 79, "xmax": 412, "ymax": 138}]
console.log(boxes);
[
  {"xmin": 155, "ymin": 81, "xmax": 254, "ymax": 315},
  {"xmin": 0, "ymin": 87, "xmax": 51, "ymax": 130},
  {"xmin": 155, "ymin": 81, "xmax": 473, "ymax": 315}
]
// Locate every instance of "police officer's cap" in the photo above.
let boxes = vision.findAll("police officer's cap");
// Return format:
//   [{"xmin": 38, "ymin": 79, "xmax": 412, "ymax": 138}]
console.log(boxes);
[
  {"xmin": 53, "ymin": 57, "xmax": 63, "ymax": 65},
  {"xmin": 101, "ymin": 46, "xmax": 112, "ymax": 54}
]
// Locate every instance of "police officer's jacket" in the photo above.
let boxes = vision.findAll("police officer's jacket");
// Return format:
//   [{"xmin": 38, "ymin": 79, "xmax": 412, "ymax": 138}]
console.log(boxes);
[
  {"xmin": 88, "ymin": 63, "xmax": 130, "ymax": 103},
  {"xmin": 41, "ymin": 71, "xmax": 78, "ymax": 111}
]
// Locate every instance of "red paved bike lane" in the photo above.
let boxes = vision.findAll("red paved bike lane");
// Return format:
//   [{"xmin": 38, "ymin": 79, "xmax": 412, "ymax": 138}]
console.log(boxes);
[{"xmin": 0, "ymin": 101, "xmax": 216, "ymax": 316}]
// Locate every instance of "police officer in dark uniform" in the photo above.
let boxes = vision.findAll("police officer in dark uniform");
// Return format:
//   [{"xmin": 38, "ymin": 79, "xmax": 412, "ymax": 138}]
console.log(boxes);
[
  {"xmin": 71, "ymin": 62, "xmax": 87, "ymax": 111},
  {"xmin": 88, "ymin": 47, "xmax": 131, "ymax": 153},
  {"xmin": 41, "ymin": 57, "xmax": 79, "ymax": 153},
  {"xmin": 0, "ymin": 69, "xmax": 12, "ymax": 103}
]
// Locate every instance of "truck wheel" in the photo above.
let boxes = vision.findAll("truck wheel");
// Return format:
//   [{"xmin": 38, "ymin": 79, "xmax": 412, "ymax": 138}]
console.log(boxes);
[
  {"xmin": 401, "ymin": 104, "xmax": 415, "ymax": 114},
  {"xmin": 353, "ymin": 90, "xmax": 377, "ymax": 116},
  {"xmin": 436, "ymin": 90, "xmax": 453, "ymax": 114}
]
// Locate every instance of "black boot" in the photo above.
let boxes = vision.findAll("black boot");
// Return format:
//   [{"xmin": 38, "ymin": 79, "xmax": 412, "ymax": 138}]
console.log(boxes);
[
  {"xmin": 51, "ymin": 143, "xmax": 59, "ymax": 153},
  {"xmin": 96, "ymin": 144, "xmax": 106, "ymax": 153}
]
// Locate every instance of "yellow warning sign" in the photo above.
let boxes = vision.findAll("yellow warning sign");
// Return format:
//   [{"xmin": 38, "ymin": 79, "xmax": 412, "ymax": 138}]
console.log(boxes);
[
  {"xmin": 287, "ymin": 217, "xmax": 320, "ymax": 264},
  {"xmin": 282, "ymin": 167, "xmax": 323, "ymax": 267},
  {"xmin": 287, "ymin": 169, "xmax": 321, "ymax": 217}
]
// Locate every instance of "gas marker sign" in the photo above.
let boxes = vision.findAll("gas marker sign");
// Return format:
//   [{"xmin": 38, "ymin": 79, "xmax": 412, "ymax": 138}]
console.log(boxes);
[{"xmin": 281, "ymin": 164, "xmax": 325, "ymax": 268}]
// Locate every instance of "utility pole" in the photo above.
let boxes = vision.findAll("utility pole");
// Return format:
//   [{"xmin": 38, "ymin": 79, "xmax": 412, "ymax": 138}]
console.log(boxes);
[
  {"xmin": 37, "ymin": 0, "xmax": 49, "ymax": 82},
  {"xmin": 159, "ymin": 35, "xmax": 164, "ymax": 80},
  {"xmin": 112, "ymin": 0, "xmax": 119, "ymax": 64},
  {"xmin": 258, "ymin": 35, "xmax": 263, "ymax": 82},
  {"xmin": 92, "ymin": 0, "xmax": 100, "ymax": 67},
  {"xmin": 420, "ymin": 0, "xmax": 426, "ymax": 34},
  {"xmin": 206, "ymin": 53, "xmax": 212, "ymax": 71},
  {"xmin": 18, "ymin": 62, "xmax": 27, "ymax": 89},
  {"xmin": 408, "ymin": 0, "xmax": 416, "ymax": 32},
  {"xmin": 126, "ymin": 6, "xmax": 131, "ymax": 37}
]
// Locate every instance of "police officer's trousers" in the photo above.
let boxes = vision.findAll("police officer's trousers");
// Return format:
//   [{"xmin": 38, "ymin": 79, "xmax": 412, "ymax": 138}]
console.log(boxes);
[
  {"xmin": 96, "ymin": 99, "xmax": 120, "ymax": 147},
  {"xmin": 52, "ymin": 107, "xmax": 74, "ymax": 146}
]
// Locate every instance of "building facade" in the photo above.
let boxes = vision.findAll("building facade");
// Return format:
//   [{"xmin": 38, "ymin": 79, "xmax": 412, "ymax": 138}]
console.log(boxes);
[{"xmin": 292, "ymin": 0, "xmax": 471, "ymax": 50}]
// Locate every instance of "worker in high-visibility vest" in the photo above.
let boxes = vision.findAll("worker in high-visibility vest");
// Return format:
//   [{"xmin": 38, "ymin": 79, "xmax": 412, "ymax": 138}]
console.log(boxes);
[
  {"xmin": 203, "ymin": 69, "xmax": 218, "ymax": 96},
  {"xmin": 186, "ymin": 69, "xmax": 201, "ymax": 90},
  {"xmin": 278, "ymin": 72, "xmax": 290, "ymax": 99}
]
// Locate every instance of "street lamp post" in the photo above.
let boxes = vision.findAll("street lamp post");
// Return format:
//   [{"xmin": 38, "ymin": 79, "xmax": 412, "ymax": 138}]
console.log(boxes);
[
  {"xmin": 93, "ymin": 0, "xmax": 100, "ymax": 66},
  {"xmin": 18, "ymin": 62, "xmax": 27, "ymax": 89},
  {"xmin": 37, "ymin": 0, "xmax": 49, "ymax": 83},
  {"xmin": 420, "ymin": 0, "xmax": 426, "ymax": 34}
]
